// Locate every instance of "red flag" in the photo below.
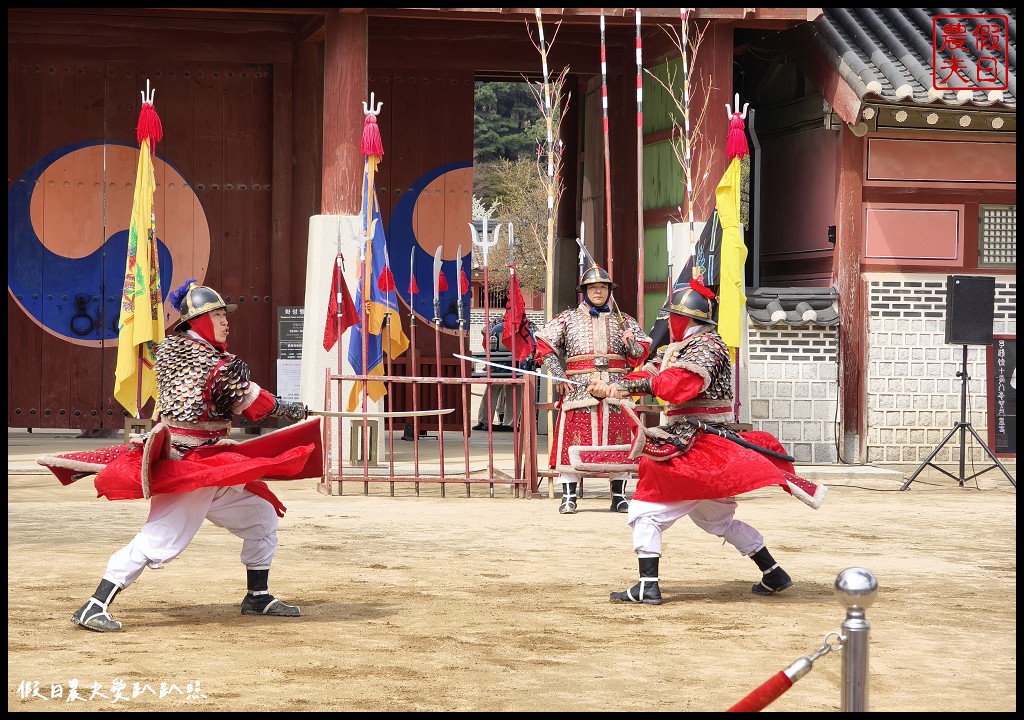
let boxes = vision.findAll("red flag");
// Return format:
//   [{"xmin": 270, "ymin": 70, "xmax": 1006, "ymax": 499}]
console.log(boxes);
[
  {"xmin": 323, "ymin": 257, "xmax": 360, "ymax": 352},
  {"xmin": 502, "ymin": 266, "xmax": 533, "ymax": 362}
]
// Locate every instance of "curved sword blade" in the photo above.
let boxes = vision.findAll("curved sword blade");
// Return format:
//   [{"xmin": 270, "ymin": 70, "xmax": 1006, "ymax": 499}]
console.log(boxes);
[{"xmin": 310, "ymin": 408, "xmax": 455, "ymax": 419}]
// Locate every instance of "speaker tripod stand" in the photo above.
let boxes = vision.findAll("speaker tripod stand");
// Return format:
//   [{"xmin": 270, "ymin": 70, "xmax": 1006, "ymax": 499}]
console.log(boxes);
[{"xmin": 901, "ymin": 345, "xmax": 1016, "ymax": 490}]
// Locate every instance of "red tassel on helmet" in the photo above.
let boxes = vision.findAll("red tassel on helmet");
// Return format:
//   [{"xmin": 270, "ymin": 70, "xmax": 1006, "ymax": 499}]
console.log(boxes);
[
  {"xmin": 377, "ymin": 267, "xmax": 395, "ymax": 293},
  {"xmin": 437, "ymin": 271, "xmax": 448, "ymax": 292},
  {"xmin": 690, "ymin": 277, "xmax": 716, "ymax": 300},
  {"xmin": 726, "ymin": 112, "xmax": 748, "ymax": 160},
  {"xmin": 137, "ymin": 102, "xmax": 163, "ymax": 150},
  {"xmin": 459, "ymin": 268, "xmax": 469, "ymax": 295},
  {"xmin": 361, "ymin": 114, "xmax": 384, "ymax": 158}
]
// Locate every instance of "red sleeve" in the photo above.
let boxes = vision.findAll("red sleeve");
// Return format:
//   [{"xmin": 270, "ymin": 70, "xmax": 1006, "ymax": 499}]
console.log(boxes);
[
  {"xmin": 534, "ymin": 337, "xmax": 558, "ymax": 364},
  {"xmin": 242, "ymin": 388, "xmax": 278, "ymax": 422},
  {"xmin": 627, "ymin": 339, "xmax": 652, "ymax": 368},
  {"xmin": 650, "ymin": 366, "xmax": 706, "ymax": 405}
]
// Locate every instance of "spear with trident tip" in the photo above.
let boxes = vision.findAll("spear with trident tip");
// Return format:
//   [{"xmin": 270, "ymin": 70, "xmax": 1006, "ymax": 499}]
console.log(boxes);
[{"xmin": 470, "ymin": 219, "xmax": 501, "ymax": 467}]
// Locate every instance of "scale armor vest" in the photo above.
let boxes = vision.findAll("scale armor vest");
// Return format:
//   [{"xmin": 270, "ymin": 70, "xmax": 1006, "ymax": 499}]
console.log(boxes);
[
  {"xmin": 660, "ymin": 328, "xmax": 733, "ymax": 431},
  {"xmin": 536, "ymin": 304, "xmax": 650, "ymax": 407},
  {"xmin": 155, "ymin": 334, "xmax": 252, "ymax": 423}
]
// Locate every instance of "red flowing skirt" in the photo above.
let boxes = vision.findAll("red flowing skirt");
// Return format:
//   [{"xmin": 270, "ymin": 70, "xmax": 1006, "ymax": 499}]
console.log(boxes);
[{"xmin": 631, "ymin": 430, "xmax": 801, "ymax": 503}]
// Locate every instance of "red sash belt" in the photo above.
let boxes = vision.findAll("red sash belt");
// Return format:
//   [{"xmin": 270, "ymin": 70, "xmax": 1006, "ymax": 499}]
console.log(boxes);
[{"xmin": 566, "ymin": 356, "xmax": 628, "ymax": 375}]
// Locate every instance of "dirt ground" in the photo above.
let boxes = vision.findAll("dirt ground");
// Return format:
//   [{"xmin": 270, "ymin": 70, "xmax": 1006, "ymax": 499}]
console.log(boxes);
[{"xmin": 7, "ymin": 433, "xmax": 1017, "ymax": 712}]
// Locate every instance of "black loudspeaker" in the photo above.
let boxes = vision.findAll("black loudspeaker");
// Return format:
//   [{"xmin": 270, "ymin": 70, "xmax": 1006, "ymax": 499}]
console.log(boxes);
[{"xmin": 944, "ymin": 275, "xmax": 995, "ymax": 346}]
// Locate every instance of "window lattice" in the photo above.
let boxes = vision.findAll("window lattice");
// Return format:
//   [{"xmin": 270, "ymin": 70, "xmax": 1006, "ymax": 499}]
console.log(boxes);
[{"xmin": 979, "ymin": 204, "xmax": 1016, "ymax": 267}]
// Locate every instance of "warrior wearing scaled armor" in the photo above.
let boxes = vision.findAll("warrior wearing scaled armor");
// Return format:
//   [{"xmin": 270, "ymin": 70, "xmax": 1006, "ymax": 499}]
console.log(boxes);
[
  {"xmin": 590, "ymin": 280, "xmax": 826, "ymax": 605},
  {"xmin": 40, "ymin": 281, "xmax": 320, "ymax": 632},
  {"xmin": 534, "ymin": 263, "xmax": 652, "ymax": 514}
]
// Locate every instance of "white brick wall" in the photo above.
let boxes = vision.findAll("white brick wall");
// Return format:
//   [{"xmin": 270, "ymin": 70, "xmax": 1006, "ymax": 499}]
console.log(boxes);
[
  {"xmin": 864, "ymin": 273, "xmax": 1016, "ymax": 468},
  {"xmin": 743, "ymin": 327, "xmax": 840, "ymax": 464}
]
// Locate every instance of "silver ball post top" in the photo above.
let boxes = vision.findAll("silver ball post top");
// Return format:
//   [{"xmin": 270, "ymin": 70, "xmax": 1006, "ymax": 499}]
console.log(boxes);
[{"xmin": 834, "ymin": 567, "xmax": 878, "ymax": 611}]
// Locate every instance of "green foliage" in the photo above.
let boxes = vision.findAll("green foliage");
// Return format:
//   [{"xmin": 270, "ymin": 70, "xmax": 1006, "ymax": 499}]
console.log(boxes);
[
  {"xmin": 474, "ymin": 82, "xmax": 545, "ymax": 163},
  {"xmin": 472, "ymin": 157, "xmax": 548, "ymax": 295},
  {"xmin": 473, "ymin": 78, "xmax": 567, "ymax": 296}
]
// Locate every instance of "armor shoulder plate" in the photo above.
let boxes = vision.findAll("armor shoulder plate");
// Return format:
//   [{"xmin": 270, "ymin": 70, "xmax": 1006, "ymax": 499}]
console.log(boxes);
[
  {"xmin": 210, "ymin": 355, "xmax": 252, "ymax": 417},
  {"xmin": 155, "ymin": 334, "xmax": 221, "ymax": 423}
]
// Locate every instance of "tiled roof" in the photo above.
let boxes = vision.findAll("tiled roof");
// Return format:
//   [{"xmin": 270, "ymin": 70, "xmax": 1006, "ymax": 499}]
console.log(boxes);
[
  {"xmin": 809, "ymin": 9, "xmax": 1016, "ymax": 113},
  {"xmin": 746, "ymin": 287, "xmax": 840, "ymax": 328}
]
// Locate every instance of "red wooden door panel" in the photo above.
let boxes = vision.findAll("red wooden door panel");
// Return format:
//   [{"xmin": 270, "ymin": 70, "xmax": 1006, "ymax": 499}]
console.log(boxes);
[{"xmin": 8, "ymin": 52, "xmax": 274, "ymax": 430}]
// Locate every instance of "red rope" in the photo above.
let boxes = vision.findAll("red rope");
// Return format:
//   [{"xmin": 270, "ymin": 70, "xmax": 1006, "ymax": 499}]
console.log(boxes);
[{"xmin": 727, "ymin": 671, "xmax": 793, "ymax": 712}]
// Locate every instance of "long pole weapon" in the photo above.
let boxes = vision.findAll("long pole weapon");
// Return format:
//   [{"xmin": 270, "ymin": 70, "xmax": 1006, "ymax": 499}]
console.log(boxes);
[
  {"xmin": 381, "ymin": 243, "xmax": 397, "ymax": 492},
  {"xmin": 665, "ymin": 220, "xmax": 674, "ymax": 301},
  {"xmin": 407, "ymin": 245, "xmax": 422, "ymax": 487},
  {"xmin": 577, "ymin": 221, "xmax": 586, "ymax": 305},
  {"xmin": 634, "ymin": 8, "xmax": 646, "ymax": 328},
  {"xmin": 456, "ymin": 244, "xmax": 472, "ymax": 494},
  {"xmin": 507, "ymin": 224, "xmax": 522, "ymax": 481},
  {"xmin": 534, "ymin": 8, "xmax": 557, "ymax": 327},
  {"xmin": 599, "ymin": 10, "xmax": 615, "ymax": 279},
  {"xmin": 432, "ymin": 246, "xmax": 447, "ymax": 486},
  {"xmin": 334, "ymin": 220, "xmax": 347, "ymax": 377},
  {"xmin": 679, "ymin": 8, "xmax": 699, "ymax": 280}
]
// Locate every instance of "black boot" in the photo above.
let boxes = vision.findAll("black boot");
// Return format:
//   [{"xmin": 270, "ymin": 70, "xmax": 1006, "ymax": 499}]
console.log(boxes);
[
  {"xmin": 610, "ymin": 557, "xmax": 662, "ymax": 605},
  {"xmin": 241, "ymin": 568, "xmax": 301, "ymax": 617},
  {"xmin": 71, "ymin": 579, "xmax": 123, "ymax": 632},
  {"xmin": 558, "ymin": 482, "xmax": 578, "ymax": 514},
  {"xmin": 609, "ymin": 479, "xmax": 629, "ymax": 513},
  {"xmin": 750, "ymin": 546, "xmax": 793, "ymax": 595}
]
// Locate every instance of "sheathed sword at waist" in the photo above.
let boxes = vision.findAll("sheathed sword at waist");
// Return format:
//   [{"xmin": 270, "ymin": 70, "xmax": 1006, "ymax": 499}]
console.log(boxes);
[{"xmin": 619, "ymin": 400, "xmax": 795, "ymax": 463}]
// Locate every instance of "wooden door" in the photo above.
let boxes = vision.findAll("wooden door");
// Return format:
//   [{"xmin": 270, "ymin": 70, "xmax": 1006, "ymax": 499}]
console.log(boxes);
[{"xmin": 7, "ymin": 52, "xmax": 274, "ymax": 429}]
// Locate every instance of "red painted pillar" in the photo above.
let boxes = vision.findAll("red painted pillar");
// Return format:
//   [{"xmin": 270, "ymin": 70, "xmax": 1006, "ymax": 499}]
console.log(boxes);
[
  {"xmin": 834, "ymin": 127, "xmax": 865, "ymax": 458},
  {"xmin": 322, "ymin": 9, "xmax": 368, "ymax": 216}
]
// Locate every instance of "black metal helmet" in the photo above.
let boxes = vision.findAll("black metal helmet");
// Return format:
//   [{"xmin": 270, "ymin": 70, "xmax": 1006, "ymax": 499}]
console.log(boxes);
[
  {"xmin": 576, "ymin": 264, "xmax": 617, "ymax": 293},
  {"xmin": 169, "ymin": 281, "xmax": 237, "ymax": 330},
  {"xmin": 666, "ymin": 281, "xmax": 717, "ymax": 325}
]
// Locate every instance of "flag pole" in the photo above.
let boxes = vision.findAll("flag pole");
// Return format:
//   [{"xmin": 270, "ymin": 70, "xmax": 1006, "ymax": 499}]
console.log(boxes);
[
  {"xmin": 136, "ymin": 84, "xmax": 160, "ymax": 417},
  {"xmin": 599, "ymin": 10, "xmax": 615, "ymax": 279},
  {"xmin": 634, "ymin": 8, "xmax": 645, "ymax": 328},
  {"xmin": 360, "ymin": 93, "xmax": 384, "ymax": 471},
  {"xmin": 334, "ymin": 222, "xmax": 345, "ymax": 377},
  {"xmin": 114, "ymin": 78, "xmax": 164, "ymax": 420}
]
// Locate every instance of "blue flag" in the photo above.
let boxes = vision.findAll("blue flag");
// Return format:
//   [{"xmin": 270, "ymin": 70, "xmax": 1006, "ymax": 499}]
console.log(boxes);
[{"xmin": 346, "ymin": 160, "xmax": 410, "ymax": 411}]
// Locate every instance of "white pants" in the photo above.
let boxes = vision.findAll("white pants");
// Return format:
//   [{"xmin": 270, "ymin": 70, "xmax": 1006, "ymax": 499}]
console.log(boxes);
[
  {"xmin": 626, "ymin": 498, "xmax": 764, "ymax": 558},
  {"xmin": 103, "ymin": 486, "xmax": 279, "ymax": 589}
]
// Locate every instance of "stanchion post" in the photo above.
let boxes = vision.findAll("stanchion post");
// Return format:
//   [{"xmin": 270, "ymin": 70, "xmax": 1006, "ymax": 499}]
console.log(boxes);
[{"xmin": 834, "ymin": 567, "xmax": 878, "ymax": 712}]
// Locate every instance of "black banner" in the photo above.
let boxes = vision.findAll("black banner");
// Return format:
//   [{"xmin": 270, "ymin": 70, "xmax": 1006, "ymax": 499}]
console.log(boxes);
[{"xmin": 988, "ymin": 336, "xmax": 1016, "ymax": 456}]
